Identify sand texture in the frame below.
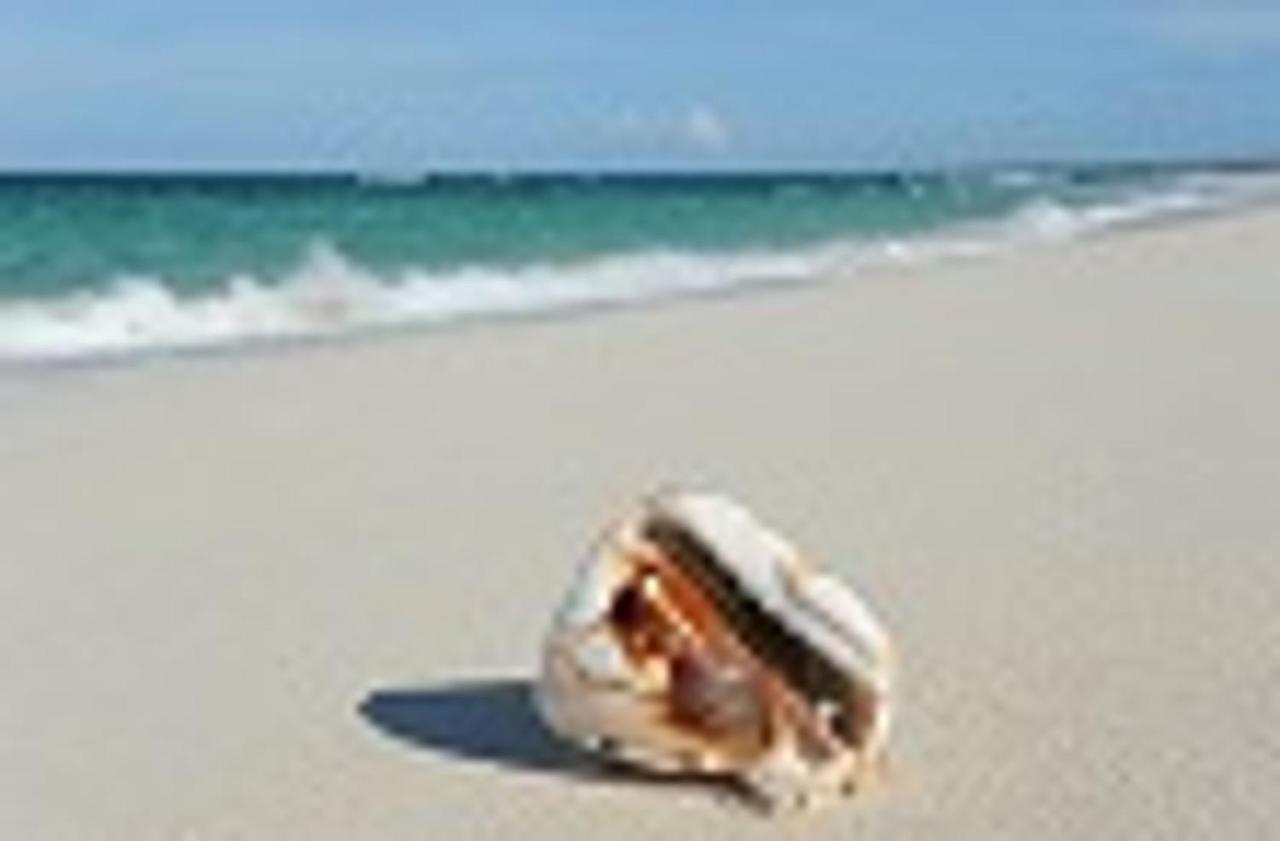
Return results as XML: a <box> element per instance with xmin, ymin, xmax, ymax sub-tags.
<box><xmin>2</xmin><ymin>210</ymin><xmax>1279</xmax><ymax>838</ymax></box>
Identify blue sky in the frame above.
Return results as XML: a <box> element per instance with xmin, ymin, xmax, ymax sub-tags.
<box><xmin>1</xmin><ymin>1</ymin><xmax>1278</xmax><ymax>170</ymax></box>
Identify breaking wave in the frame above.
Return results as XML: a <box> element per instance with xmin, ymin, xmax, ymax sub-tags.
<box><xmin>0</xmin><ymin>243</ymin><xmax>832</xmax><ymax>362</ymax></box>
<box><xmin>0</xmin><ymin>170</ymin><xmax>1274</xmax><ymax>364</ymax></box>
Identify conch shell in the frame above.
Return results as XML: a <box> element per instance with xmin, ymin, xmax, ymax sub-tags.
<box><xmin>536</xmin><ymin>490</ymin><xmax>894</xmax><ymax>811</ymax></box>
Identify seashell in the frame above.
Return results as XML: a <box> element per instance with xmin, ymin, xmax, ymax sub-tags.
<box><xmin>536</xmin><ymin>489</ymin><xmax>895</xmax><ymax>811</ymax></box>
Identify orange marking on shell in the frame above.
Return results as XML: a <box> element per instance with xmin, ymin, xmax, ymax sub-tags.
<box><xmin>648</xmin><ymin>544</ymin><xmax>852</xmax><ymax>764</ymax></box>
<box><xmin>603</xmin><ymin>543</ymin><xmax>778</xmax><ymax>760</ymax></box>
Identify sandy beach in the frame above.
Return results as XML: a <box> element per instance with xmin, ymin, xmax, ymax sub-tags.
<box><xmin>2</xmin><ymin>208</ymin><xmax>1278</xmax><ymax>839</ymax></box>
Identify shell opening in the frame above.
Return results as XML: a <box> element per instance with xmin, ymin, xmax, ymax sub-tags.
<box><xmin>641</xmin><ymin>514</ymin><xmax>880</xmax><ymax>751</ymax></box>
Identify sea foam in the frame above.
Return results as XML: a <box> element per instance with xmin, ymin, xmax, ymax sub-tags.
<box><xmin>0</xmin><ymin>242</ymin><xmax>827</xmax><ymax>362</ymax></box>
<box><xmin>0</xmin><ymin>170</ymin><xmax>1271</xmax><ymax>364</ymax></box>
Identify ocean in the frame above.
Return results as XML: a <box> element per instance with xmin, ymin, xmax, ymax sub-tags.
<box><xmin>0</xmin><ymin>164</ymin><xmax>1274</xmax><ymax>363</ymax></box>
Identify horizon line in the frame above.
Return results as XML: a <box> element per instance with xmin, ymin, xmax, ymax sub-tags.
<box><xmin>0</xmin><ymin>155</ymin><xmax>1278</xmax><ymax>181</ymax></box>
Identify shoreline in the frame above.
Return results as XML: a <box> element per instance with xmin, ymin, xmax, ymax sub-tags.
<box><xmin>3</xmin><ymin>169</ymin><xmax>1277</xmax><ymax>369</ymax></box>
<box><xmin>2</xmin><ymin>206</ymin><xmax>1278</xmax><ymax>838</ymax></box>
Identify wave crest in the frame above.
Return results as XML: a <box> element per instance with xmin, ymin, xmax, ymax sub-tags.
<box><xmin>1</xmin><ymin>171</ymin><xmax>1273</xmax><ymax>363</ymax></box>
<box><xmin>0</xmin><ymin>241</ymin><xmax>829</xmax><ymax>362</ymax></box>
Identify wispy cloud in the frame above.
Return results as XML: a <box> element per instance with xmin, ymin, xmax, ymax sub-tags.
<box><xmin>601</xmin><ymin>103</ymin><xmax>734</xmax><ymax>153</ymax></box>
<box><xmin>1147</xmin><ymin>3</ymin><xmax>1280</xmax><ymax>54</ymax></box>
<box><xmin>683</xmin><ymin>105</ymin><xmax>732</xmax><ymax>152</ymax></box>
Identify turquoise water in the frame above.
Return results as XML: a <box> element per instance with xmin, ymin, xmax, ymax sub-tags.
<box><xmin>0</xmin><ymin>165</ymin><xmax>1270</xmax><ymax>361</ymax></box>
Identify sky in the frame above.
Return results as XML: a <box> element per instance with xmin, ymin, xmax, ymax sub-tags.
<box><xmin>1</xmin><ymin>1</ymin><xmax>1278</xmax><ymax>171</ymax></box>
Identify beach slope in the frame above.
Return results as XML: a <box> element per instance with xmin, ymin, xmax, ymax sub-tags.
<box><xmin>2</xmin><ymin>209</ymin><xmax>1278</xmax><ymax>839</ymax></box>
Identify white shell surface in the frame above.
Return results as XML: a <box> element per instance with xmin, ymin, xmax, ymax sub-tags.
<box><xmin>537</xmin><ymin>490</ymin><xmax>895</xmax><ymax>811</ymax></box>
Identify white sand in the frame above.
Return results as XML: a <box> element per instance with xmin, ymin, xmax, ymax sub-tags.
<box><xmin>2</xmin><ymin>209</ymin><xmax>1278</xmax><ymax>839</ymax></box>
